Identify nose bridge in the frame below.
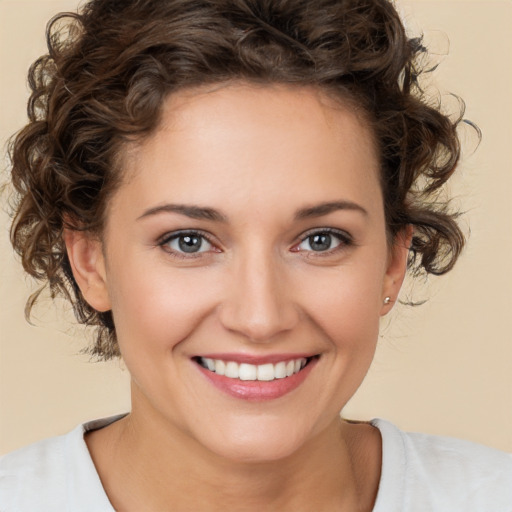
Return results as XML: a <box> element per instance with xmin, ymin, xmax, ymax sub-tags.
<box><xmin>219</xmin><ymin>243</ymin><xmax>298</xmax><ymax>342</ymax></box>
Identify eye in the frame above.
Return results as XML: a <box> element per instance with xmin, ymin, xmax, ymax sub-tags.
<box><xmin>293</xmin><ymin>229</ymin><xmax>352</xmax><ymax>253</ymax></box>
<box><xmin>159</xmin><ymin>231</ymin><xmax>215</xmax><ymax>255</ymax></box>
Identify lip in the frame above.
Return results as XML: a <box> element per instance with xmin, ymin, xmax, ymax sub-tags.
<box><xmin>194</xmin><ymin>355</ymin><xmax>319</xmax><ymax>401</ymax></box>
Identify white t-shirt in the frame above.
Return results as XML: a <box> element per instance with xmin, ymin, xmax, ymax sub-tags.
<box><xmin>1</xmin><ymin>415</ymin><xmax>511</xmax><ymax>511</ymax></box>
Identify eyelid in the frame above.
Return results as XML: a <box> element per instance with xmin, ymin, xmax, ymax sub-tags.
<box><xmin>299</xmin><ymin>227</ymin><xmax>353</xmax><ymax>243</ymax></box>
<box><xmin>292</xmin><ymin>227</ymin><xmax>354</xmax><ymax>253</ymax></box>
<box><xmin>157</xmin><ymin>229</ymin><xmax>220</xmax><ymax>257</ymax></box>
<box><xmin>156</xmin><ymin>227</ymin><xmax>353</xmax><ymax>259</ymax></box>
<box><xmin>158</xmin><ymin>229</ymin><xmax>212</xmax><ymax>245</ymax></box>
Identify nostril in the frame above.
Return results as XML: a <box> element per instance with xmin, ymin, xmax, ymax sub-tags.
<box><xmin>218</xmin><ymin>305</ymin><xmax>298</xmax><ymax>343</ymax></box>
<box><xmin>218</xmin><ymin>293</ymin><xmax>300</xmax><ymax>342</ymax></box>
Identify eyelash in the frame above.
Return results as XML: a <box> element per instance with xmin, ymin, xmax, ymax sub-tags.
<box><xmin>293</xmin><ymin>228</ymin><xmax>354</xmax><ymax>257</ymax></box>
<box><xmin>157</xmin><ymin>230</ymin><xmax>217</xmax><ymax>260</ymax></box>
<box><xmin>157</xmin><ymin>228</ymin><xmax>354</xmax><ymax>260</ymax></box>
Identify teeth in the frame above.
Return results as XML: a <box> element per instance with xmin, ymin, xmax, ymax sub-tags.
<box><xmin>214</xmin><ymin>359</ymin><xmax>225</xmax><ymax>375</ymax></box>
<box><xmin>199</xmin><ymin>357</ymin><xmax>309</xmax><ymax>381</ymax></box>
<box><xmin>239</xmin><ymin>363</ymin><xmax>257</xmax><ymax>381</ymax></box>
<box><xmin>286</xmin><ymin>360</ymin><xmax>295</xmax><ymax>377</ymax></box>
<box><xmin>274</xmin><ymin>361</ymin><xmax>287</xmax><ymax>379</ymax></box>
<box><xmin>257</xmin><ymin>363</ymin><xmax>275</xmax><ymax>381</ymax></box>
<box><xmin>225</xmin><ymin>361</ymin><xmax>239</xmax><ymax>378</ymax></box>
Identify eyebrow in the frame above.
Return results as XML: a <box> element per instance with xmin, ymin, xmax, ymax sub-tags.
<box><xmin>137</xmin><ymin>204</ymin><xmax>228</xmax><ymax>222</ymax></box>
<box><xmin>137</xmin><ymin>200</ymin><xmax>367</xmax><ymax>222</ymax></box>
<box><xmin>294</xmin><ymin>200</ymin><xmax>368</xmax><ymax>219</ymax></box>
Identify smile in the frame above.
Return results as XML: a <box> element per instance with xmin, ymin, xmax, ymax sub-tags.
<box><xmin>197</xmin><ymin>357</ymin><xmax>309</xmax><ymax>381</ymax></box>
<box><xmin>194</xmin><ymin>354</ymin><xmax>319</xmax><ymax>401</ymax></box>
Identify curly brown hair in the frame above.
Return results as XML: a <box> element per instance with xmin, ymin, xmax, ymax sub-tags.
<box><xmin>9</xmin><ymin>0</ymin><xmax>468</xmax><ymax>359</ymax></box>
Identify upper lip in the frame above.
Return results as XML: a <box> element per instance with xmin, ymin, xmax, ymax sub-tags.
<box><xmin>193</xmin><ymin>353</ymin><xmax>318</xmax><ymax>365</ymax></box>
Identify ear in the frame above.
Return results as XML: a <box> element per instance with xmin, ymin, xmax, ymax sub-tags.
<box><xmin>63</xmin><ymin>228</ymin><xmax>111</xmax><ymax>312</ymax></box>
<box><xmin>380</xmin><ymin>226</ymin><xmax>412</xmax><ymax>316</ymax></box>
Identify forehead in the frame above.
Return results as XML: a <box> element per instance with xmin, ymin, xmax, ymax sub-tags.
<box><xmin>158</xmin><ymin>83</ymin><xmax>376</xmax><ymax>163</ymax></box>
<box><xmin>116</xmin><ymin>83</ymin><xmax>381</xmax><ymax>221</ymax></box>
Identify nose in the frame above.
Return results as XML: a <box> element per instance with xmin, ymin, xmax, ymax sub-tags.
<box><xmin>218</xmin><ymin>249</ymin><xmax>299</xmax><ymax>343</ymax></box>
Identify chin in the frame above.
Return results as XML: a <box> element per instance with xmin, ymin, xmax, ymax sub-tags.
<box><xmin>193</xmin><ymin>415</ymin><xmax>317</xmax><ymax>464</ymax></box>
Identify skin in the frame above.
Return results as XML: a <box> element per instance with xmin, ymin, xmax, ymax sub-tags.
<box><xmin>65</xmin><ymin>83</ymin><xmax>410</xmax><ymax>511</ymax></box>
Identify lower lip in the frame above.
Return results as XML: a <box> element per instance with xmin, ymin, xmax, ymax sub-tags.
<box><xmin>195</xmin><ymin>358</ymin><xmax>318</xmax><ymax>401</ymax></box>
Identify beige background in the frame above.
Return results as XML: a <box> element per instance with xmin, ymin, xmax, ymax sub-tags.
<box><xmin>1</xmin><ymin>0</ymin><xmax>511</xmax><ymax>455</ymax></box>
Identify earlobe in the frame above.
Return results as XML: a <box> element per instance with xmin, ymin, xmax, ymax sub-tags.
<box><xmin>63</xmin><ymin>229</ymin><xmax>111</xmax><ymax>312</ymax></box>
<box><xmin>380</xmin><ymin>226</ymin><xmax>412</xmax><ymax>316</ymax></box>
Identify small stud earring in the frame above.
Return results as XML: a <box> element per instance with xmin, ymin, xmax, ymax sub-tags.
<box><xmin>383</xmin><ymin>297</ymin><xmax>392</xmax><ymax>305</ymax></box>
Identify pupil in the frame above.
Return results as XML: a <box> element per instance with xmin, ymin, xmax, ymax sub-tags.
<box><xmin>179</xmin><ymin>235</ymin><xmax>202</xmax><ymax>253</ymax></box>
<box><xmin>310</xmin><ymin>233</ymin><xmax>331</xmax><ymax>251</ymax></box>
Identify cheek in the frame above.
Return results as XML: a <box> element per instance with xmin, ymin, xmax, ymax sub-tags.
<box><xmin>296</xmin><ymin>259</ymin><xmax>385</xmax><ymax>401</ymax></box>
<box><xmin>108</xmin><ymin>264</ymin><xmax>220</xmax><ymax>355</ymax></box>
<box><xmin>299</xmin><ymin>262</ymin><xmax>385</xmax><ymax>342</ymax></box>
<box><xmin>310</xmin><ymin>284</ymin><xmax>381</xmax><ymax>384</ymax></box>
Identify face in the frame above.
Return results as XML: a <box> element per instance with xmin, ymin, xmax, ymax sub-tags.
<box><xmin>69</xmin><ymin>83</ymin><xmax>408</xmax><ymax>462</ymax></box>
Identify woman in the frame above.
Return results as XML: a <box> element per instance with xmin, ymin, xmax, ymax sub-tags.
<box><xmin>1</xmin><ymin>0</ymin><xmax>511</xmax><ymax>510</ymax></box>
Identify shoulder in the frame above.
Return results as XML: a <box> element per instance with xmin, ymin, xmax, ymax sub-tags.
<box><xmin>0</xmin><ymin>430</ymin><xmax>70</xmax><ymax>510</ymax></box>
<box><xmin>372</xmin><ymin>419</ymin><xmax>512</xmax><ymax>512</ymax></box>
<box><xmin>0</xmin><ymin>416</ymin><xmax>122</xmax><ymax>511</ymax></box>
